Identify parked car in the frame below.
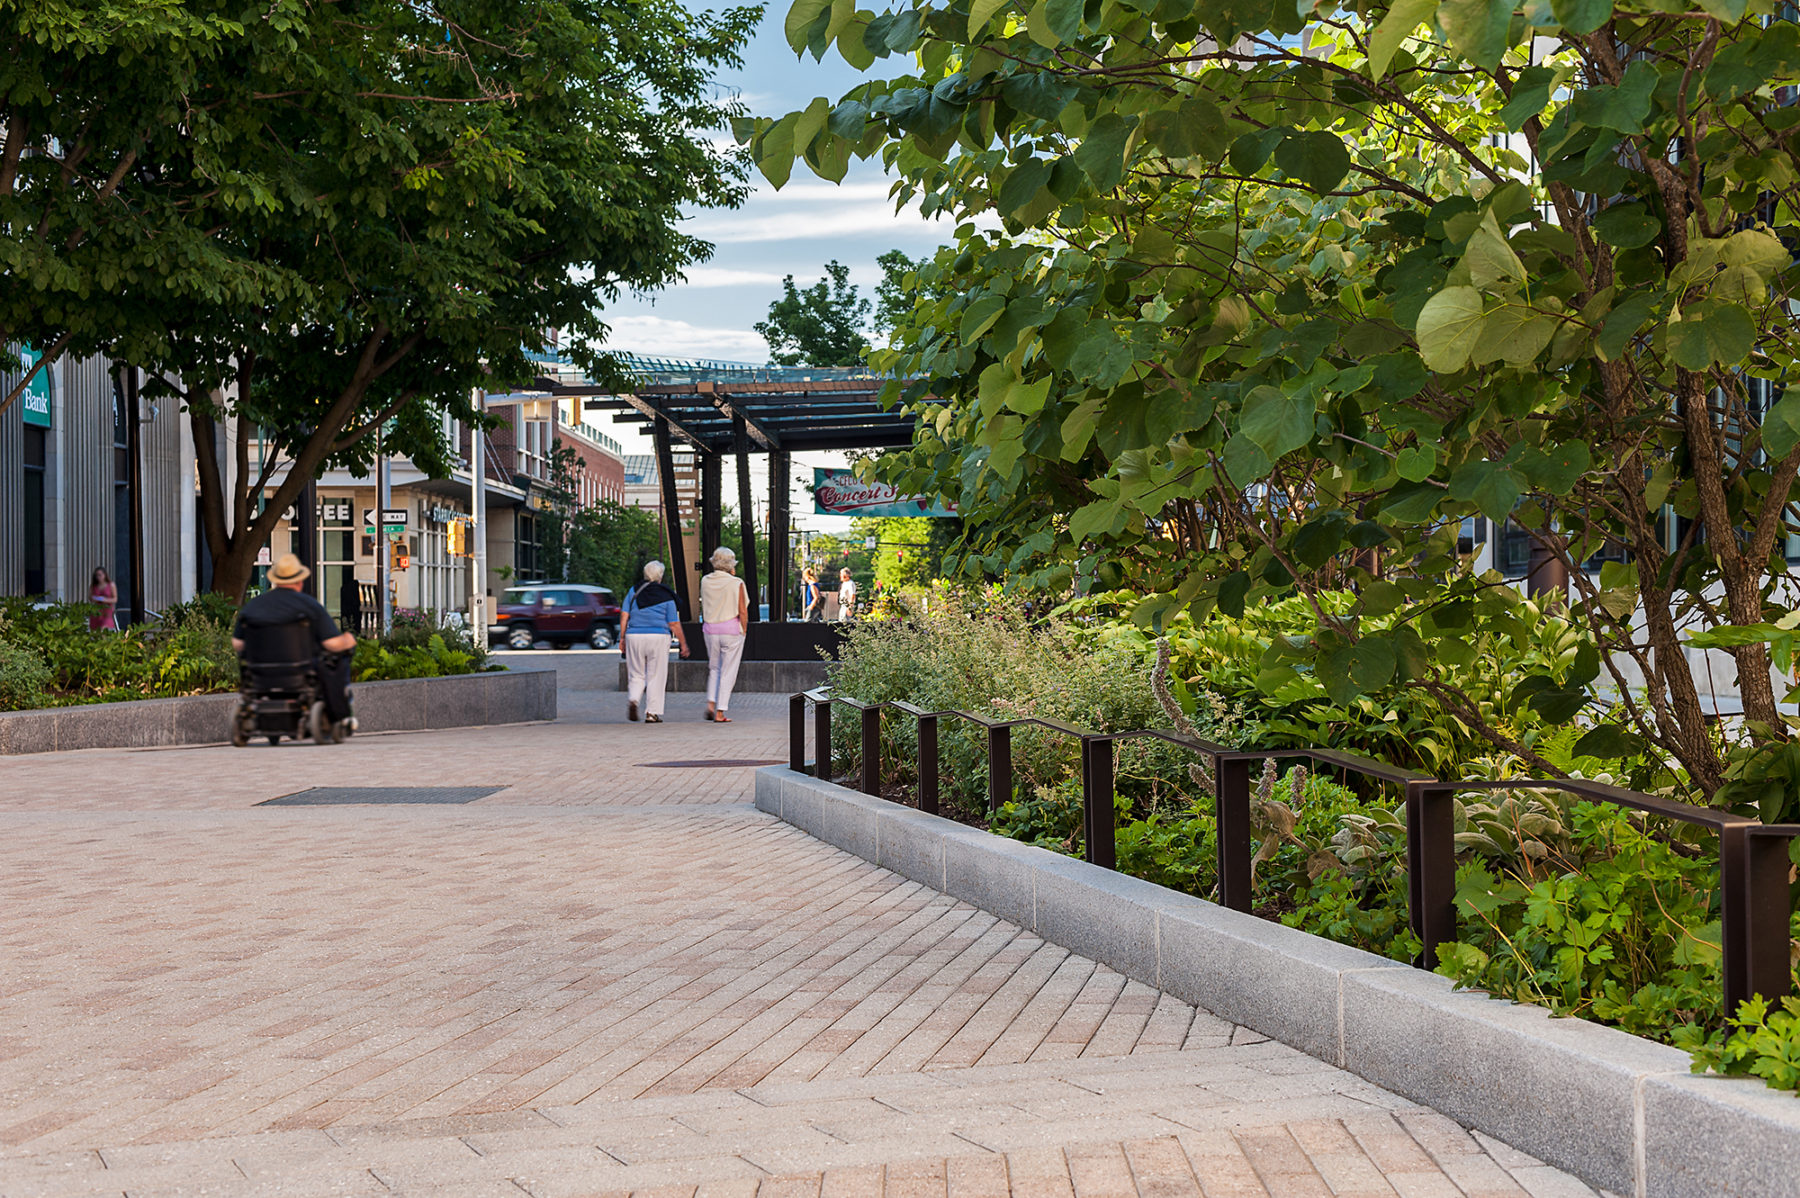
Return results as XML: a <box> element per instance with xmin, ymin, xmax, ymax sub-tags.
<box><xmin>489</xmin><ymin>584</ymin><xmax>619</xmax><ymax>650</ymax></box>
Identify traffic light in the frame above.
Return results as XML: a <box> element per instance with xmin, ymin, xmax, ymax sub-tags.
<box><xmin>448</xmin><ymin>518</ymin><xmax>466</xmax><ymax>556</ymax></box>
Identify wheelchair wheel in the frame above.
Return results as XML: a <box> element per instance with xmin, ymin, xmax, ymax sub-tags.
<box><xmin>267</xmin><ymin>735</ymin><xmax>281</xmax><ymax>746</ymax></box>
<box><xmin>308</xmin><ymin>701</ymin><xmax>330</xmax><ymax>744</ymax></box>
<box><xmin>230</xmin><ymin>707</ymin><xmax>252</xmax><ymax>748</ymax></box>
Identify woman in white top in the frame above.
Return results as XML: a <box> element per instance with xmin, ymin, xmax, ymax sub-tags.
<box><xmin>699</xmin><ymin>546</ymin><xmax>750</xmax><ymax>723</ymax></box>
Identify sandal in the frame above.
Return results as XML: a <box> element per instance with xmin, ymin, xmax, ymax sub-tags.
<box><xmin>704</xmin><ymin>708</ymin><xmax>715</xmax><ymax>721</ymax></box>
<box><xmin>715</xmin><ymin>714</ymin><xmax>732</xmax><ymax>723</ymax></box>
<box><xmin>628</xmin><ymin>700</ymin><xmax>639</xmax><ymax>722</ymax></box>
<box><xmin>645</xmin><ymin>714</ymin><xmax>663</xmax><ymax>723</ymax></box>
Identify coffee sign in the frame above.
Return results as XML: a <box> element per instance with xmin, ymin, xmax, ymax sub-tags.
<box><xmin>812</xmin><ymin>469</ymin><xmax>956</xmax><ymax>518</ymax></box>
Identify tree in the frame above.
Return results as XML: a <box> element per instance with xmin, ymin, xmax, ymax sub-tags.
<box><xmin>1</xmin><ymin>3</ymin><xmax>285</xmax><ymax>413</ymax></box>
<box><xmin>754</xmin><ymin>259</ymin><xmax>871</xmax><ymax>365</ymax></box>
<box><xmin>567</xmin><ymin>503</ymin><xmax>669</xmax><ymax>598</ymax></box>
<box><xmin>751</xmin><ymin>0</ymin><xmax>1800</xmax><ymax>809</ymax></box>
<box><xmin>874</xmin><ymin>250</ymin><xmax>928</xmax><ymax>341</ymax></box>
<box><xmin>4</xmin><ymin>0</ymin><xmax>755</xmax><ymax>602</ymax></box>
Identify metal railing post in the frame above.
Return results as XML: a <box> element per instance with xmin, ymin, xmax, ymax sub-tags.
<box><xmin>987</xmin><ymin>724</ymin><xmax>1012</xmax><ymax>812</ymax></box>
<box><xmin>1082</xmin><ymin>737</ymin><xmax>1116</xmax><ymax>869</ymax></box>
<box><xmin>918</xmin><ymin>714</ymin><xmax>939</xmax><ymax>815</ymax></box>
<box><xmin>1742</xmin><ymin>828</ymin><xmax>1796</xmax><ymax>1010</ymax></box>
<box><xmin>1215</xmin><ymin>755</ymin><xmax>1252</xmax><ymax>911</ymax></box>
<box><xmin>860</xmin><ymin>704</ymin><xmax>882</xmax><ymax>797</ymax></box>
<box><xmin>1407</xmin><ymin>782</ymin><xmax>1457</xmax><ymax>968</ymax></box>
<box><xmin>789</xmin><ymin>693</ymin><xmax>807</xmax><ymax>773</ymax></box>
<box><xmin>813</xmin><ymin>699</ymin><xmax>832</xmax><ymax>782</ymax></box>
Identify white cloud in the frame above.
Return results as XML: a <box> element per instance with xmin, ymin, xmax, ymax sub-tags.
<box><xmin>601</xmin><ymin>314</ymin><xmax>770</xmax><ymax>362</ymax></box>
<box><xmin>686</xmin><ymin>203</ymin><xmax>974</xmax><ymax>245</ymax></box>
<box><xmin>676</xmin><ymin>266</ymin><xmax>789</xmax><ymax>288</ymax></box>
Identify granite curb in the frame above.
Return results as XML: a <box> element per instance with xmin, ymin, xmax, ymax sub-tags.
<box><xmin>755</xmin><ymin>765</ymin><xmax>1800</xmax><ymax>1198</ymax></box>
<box><xmin>0</xmin><ymin>668</ymin><xmax>556</xmax><ymax>755</ymax></box>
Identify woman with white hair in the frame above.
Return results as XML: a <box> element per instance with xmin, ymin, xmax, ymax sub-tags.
<box><xmin>618</xmin><ymin>560</ymin><xmax>688</xmax><ymax>723</ymax></box>
<box><xmin>699</xmin><ymin>546</ymin><xmax>750</xmax><ymax>722</ymax></box>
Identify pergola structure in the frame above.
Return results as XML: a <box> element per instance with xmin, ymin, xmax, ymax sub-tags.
<box><xmin>530</xmin><ymin>357</ymin><xmax>925</xmax><ymax>622</ymax></box>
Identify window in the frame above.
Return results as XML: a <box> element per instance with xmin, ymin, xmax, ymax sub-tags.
<box><xmin>317</xmin><ymin>498</ymin><xmax>356</xmax><ymax>624</ymax></box>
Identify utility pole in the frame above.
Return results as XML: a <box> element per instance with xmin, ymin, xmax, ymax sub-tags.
<box><xmin>124</xmin><ymin>368</ymin><xmax>145</xmax><ymax>625</ymax></box>
<box><xmin>470</xmin><ymin>389</ymin><xmax>487</xmax><ymax>638</ymax></box>
<box><xmin>377</xmin><ymin>429</ymin><xmax>392</xmax><ymax>633</ymax></box>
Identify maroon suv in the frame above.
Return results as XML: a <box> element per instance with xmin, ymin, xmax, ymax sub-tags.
<box><xmin>489</xmin><ymin>584</ymin><xmax>619</xmax><ymax>650</ymax></box>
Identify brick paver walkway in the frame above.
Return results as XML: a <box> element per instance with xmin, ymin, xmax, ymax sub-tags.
<box><xmin>0</xmin><ymin>655</ymin><xmax>1604</xmax><ymax>1197</ymax></box>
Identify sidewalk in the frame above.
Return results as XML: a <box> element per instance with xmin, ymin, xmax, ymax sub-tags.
<box><xmin>0</xmin><ymin>681</ymin><xmax>1603</xmax><ymax>1197</ymax></box>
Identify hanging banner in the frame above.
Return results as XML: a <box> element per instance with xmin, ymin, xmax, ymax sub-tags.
<box><xmin>812</xmin><ymin>469</ymin><xmax>957</xmax><ymax>518</ymax></box>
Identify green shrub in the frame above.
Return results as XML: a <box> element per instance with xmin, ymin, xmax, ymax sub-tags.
<box><xmin>0</xmin><ymin>635</ymin><xmax>52</xmax><ymax>709</ymax></box>
<box><xmin>1679</xmin><ymin>997</ymin><xmax>1800</xmax><ymax>1091</ymax></box>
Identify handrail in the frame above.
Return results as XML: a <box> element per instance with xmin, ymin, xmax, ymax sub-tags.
<box><xmin>788</xmin><ymin>687</ymin><xmax>1798</xmax><ymax>1017</ymax></box>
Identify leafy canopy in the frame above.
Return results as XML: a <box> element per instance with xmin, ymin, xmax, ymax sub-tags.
<box><xmin>749</xmin><ymin>0</ymin><xmax>1800</xmax><ymax>806</ymax></box>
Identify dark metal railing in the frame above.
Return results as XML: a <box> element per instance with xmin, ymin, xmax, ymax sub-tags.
<box><xmin>788</xmin><ymin>688</ymin><xmax>1800</xmax><ymax>1015</ymax></box>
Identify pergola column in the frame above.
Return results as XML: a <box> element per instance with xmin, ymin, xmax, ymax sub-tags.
<box><xmin>652</xmin><ymin>415</ymin><xmax>692</xmax><ymax>619</ymax></box>
<box><xmin>699</xmin><ymin>448</ymin><xmax>722</xmax><ymax>578</ymax></box>
<box><xmin>768</xmin><ymin>450</ymin><xmax>791</xmax><ymax>621</ymax></box>
<box><xmin>734</xmin><ymin>414</ymin><xmax>761</xmax><ymax>617</ymax></box>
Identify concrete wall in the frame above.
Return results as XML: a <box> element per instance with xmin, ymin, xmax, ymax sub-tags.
<box><xmin>0</xmin><ymin>667</ymin><xmax>555</xmax><ymax>754</ymax></box>
<box><xmin>755</xmin><ymin>767</ymin><xmax>1800</xmax><ymax>1198</ymax></box>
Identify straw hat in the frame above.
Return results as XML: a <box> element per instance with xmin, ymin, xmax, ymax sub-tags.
<box><xmin>269</xmin><ymin>553</ymin><xmax>311</xmax><ymax>585</ymax></box>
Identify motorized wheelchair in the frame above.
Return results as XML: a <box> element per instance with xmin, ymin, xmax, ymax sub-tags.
<box><xmin>231</xmin><ymin>618</ymin><xmax>354</xmax><ymax>747</ymax></box>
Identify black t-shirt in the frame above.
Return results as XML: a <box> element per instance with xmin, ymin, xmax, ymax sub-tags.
<box><xmin>234</xmin><ymin>587</ymin><xmax>341</xmax><ymax>647</ymax></box>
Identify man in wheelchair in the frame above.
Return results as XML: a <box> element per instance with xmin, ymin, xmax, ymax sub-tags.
<box><xmin>229</xmin><ymin>553</ymin><xmax>359</xmax><ymax>746</ymax></box>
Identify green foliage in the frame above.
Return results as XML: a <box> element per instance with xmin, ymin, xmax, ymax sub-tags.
<box><xmin>1434</xmin><ymin>804</ymin><xmax>1727</xmax><ymax>1041</ymax></box>
<box><xmin>750</xmin><ymin>0</ymin><xmax>1800</xmax><ymax>805</ymax></box>
<box><xmin>0</xmin><ymin>599</ymin><xmax>235</xmax><ymax>708</ymax></box>
<box><xmin>353</xmin><ymin>632</ymin><xmax>491</xmax><ymax>683</ymax></box>
<box><xmin>754</xmin><ymin>260</ymin><xmax>872</xmax><ymax>366</ymax></box>
<box><xmin>1679</xmin><ymin>997</ymin><xmax>1800</xmax><ymax>1092</ymax></box>
<box><xmin>0</xmin><ymin>634</ymin><xmax>52</xmax><ymax>711</ymax></box>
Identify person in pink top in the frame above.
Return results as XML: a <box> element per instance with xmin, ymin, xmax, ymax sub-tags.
<box><xmin>699</xmin><ymin>546</ymin><xmax>750</xmax><ymax>723</ymax></box>
<box><xmin>88</xmin><ymin>566</ymin><xmax>118</xmax><ymax>631</ymax></box>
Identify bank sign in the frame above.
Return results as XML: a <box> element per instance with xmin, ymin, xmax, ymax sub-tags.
<box><xmin>812</xmin><ymin>469</ymin><xmax>956</xmax><ymax>518</ymax></box>
<box><xmin>14</xmin><ymin>345</ymin><xmax>50</xmax><ymax>428</ymax></box>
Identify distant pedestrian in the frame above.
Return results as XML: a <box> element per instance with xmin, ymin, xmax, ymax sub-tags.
<box><xmin>801</xmin><ymin>567</ymin><xmax>824</xmax><ymax>622</ymax></box>
<box><xmin>836</xmin><ymin>567</ymin><xmax>857</xmax><ymax>622</ymax></box>
<box><xmin>339</xmin><ymin>573</ymin><xmax>363</xmax><ymax>636</ymax></box>
<box><xmin>620</xmin><ymin>561</ymin><xmax>687</xmax><ymax>723</ymax></box>
<box><xmin>700</xmin><ymin>546</ymin><xmax>749</xmax><ymax>723</ymax></box>
<box><xmin>88</xmin><ymin>567</ymin><xmax>118</xmax><ymax>631</ymax></box>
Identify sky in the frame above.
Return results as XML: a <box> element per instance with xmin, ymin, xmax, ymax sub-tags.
<box><xmin>599</xmin><ymin>13</ymin><xmax>961</xmax><ymax>363</ymax></box>
<box><xmin>585</xmin><ymin>11</ymin><xmax>966</xmax><ymax>537</ymax></box>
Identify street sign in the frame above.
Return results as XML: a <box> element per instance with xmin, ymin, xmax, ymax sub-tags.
<box><xmin>362</xmin><ymin>507</ymin><xmax>408</xmax><ymax>535</ymax></box>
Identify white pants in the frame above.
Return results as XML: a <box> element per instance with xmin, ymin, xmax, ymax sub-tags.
<box><xmin>704</xmin><ymin>632</ymin><xmax>746</xmax><ymax>712</ymax></box>
<box><xmin>625</xmin><ymin>635</ymin><xmax>669</xmax><ymax>717</ymax></box>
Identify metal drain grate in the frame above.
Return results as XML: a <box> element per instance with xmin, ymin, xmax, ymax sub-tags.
<box><xmin>260</xmin><ymin>786</ymin><xmax>506</xmax><ymax>806</ymax></box>
<box><xmin>636</xmin><ymin>759</ymin><xmax>784</xmax><ymax>769</ymax></box>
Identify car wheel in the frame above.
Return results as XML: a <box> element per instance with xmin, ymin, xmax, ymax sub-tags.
<box><xmin>507</xmin><ymin>624</ymin><xmax>535</xmax><ymax>650</ymax></box>
<box><xmin>589</xmin><ymin>624</ymin><xmax>615</xmax><ymax>650</ymax></box>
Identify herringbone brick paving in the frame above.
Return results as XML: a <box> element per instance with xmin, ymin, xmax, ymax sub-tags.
<box><xmin>0</xmin><ymin>655</ymin><xmax>1604</xmax><ymax>1196</ymax></box>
